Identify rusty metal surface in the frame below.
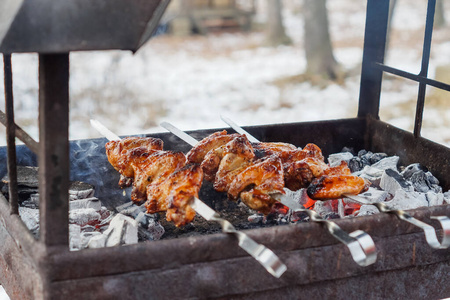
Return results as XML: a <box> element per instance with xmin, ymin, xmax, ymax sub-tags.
<box><xmin>0</xmin><ymin>0</ymin><xmax>168</xmax><ymax>54</ymax></box>
<box><xmin>38</xmin><ymin>54</ymin><xmax>70</xmax><ymax>247</ymax></box>
<box><xmin>0</xmin><ymin>109</ymin><xmax>39</xmax><ymax>154</ymax></box>
<box><xmin>45</xmin><ymin>229</ymin><xmax>450</xmax><ymax>299</ymax></box>
<box><xmin>3</xmin><ymin>54</ymin><xmax>18</xmax><ymax>215</ymax></box>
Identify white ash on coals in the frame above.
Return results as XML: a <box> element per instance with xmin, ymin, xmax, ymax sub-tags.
<box><xmin>323</xmin><ymin>150</ymin><xmax>449</xmax><ymax>217</ymax></box>
<box><xmin>0</xmin><ymin>166</ymin><xmax>165</xmax><ymax>251</ymax></box>
<box><xmin>248</xmin><ymin>149</ymin><xmax>450</xmax><ymax>225</ymax></box>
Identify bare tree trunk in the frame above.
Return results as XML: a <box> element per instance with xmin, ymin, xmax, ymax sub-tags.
<box><xmin>303</xmin><ymin>0</ymin><xmax>339</xmax><ymax>80</ymax></box>
<box><xmin>265</xmin><ymin>0</ymin><xmax>292</xmax><ymax>46</ymax></box>
<box><xmin>435</xmin><ymin>0</ymin><xmax>446</xmax><ymax>28</ymax></box>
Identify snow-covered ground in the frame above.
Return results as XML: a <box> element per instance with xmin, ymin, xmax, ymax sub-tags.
<box><xmin>0</xmin><ymin>0</ymin><xmax>449</xmax><ymax>147</ymax></box>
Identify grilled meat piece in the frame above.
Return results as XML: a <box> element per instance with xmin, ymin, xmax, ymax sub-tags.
<box><xmin>228</xmin><ymin>156</ymin><xmax>285</xmax><ymax>213</ymax></box>
<box><xmin>201</xmin><ymin>145</ymin><xmax>226</xmax><ymax>182</ymax></box>
<box><xmin>186</xmin><ymin>130</ymin><xmax>240</xmax><ymax>164</ymax></box>
<box><xmin>307</xmin><ymin>175</ymin><xmax>369</xmax><ymax>200</ymax></box>
<box><xmin>131</xmin><ymin>151</ymin><xmax>186</xmax><ymax>204</ymax></box>
<box><xmin>252</xmin><ymin>142</ymin><xmax>297</xmax><ymax>157</ymax></box>
<box><xmin>105</xmin><ymin>137</ymin><xmax>163</xmax><ymax>186</ymax></box>
<box><xmin>213</xmin><ymin>135</ymin><xmax>255</xmax><ymax>192</ymax></box>
<box><xmin>145</xmin><ymin>164</ymin><xmax>203</xmax><ymax>227</ymax></box>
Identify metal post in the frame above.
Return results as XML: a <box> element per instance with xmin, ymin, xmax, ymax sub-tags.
<box><xmin>38</xmin><ymin>53</ymin><xmax>70</xmax><ymax>246</ymax></box>
<box><xmin>3</xmin><ymin>54</ymin><xmax>18</xmax><ymax>215</ymax></box>
<box><xmin>358</xmin><ymin>0</ymin><xmax>390</xmax><ymax>119</ymax></box>
<box><xmin>413</xmin><ymin>0</ymin><xmax>436</xmax><ymax>138</ymax></box>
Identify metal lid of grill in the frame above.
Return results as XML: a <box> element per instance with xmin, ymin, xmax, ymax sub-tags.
<box><xmin>0</xmin><ymin>0</ymin><xmax>170</xmax><ymax>54</ymax></box>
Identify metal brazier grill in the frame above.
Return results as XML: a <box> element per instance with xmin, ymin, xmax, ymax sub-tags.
<box><xmin>1</xmin><ymin>0</ymin><xmax>450</xmax><ymax>299</ymax></box>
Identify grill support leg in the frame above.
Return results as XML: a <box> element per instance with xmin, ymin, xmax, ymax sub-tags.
<box><xmin>3</xmin><ymin>54</ymin><xmax>19</xmax><ymax>215</ymax></box>
<box><xmin>38</xmin><ymin>53</ymin><xmax>70</xmax><ymax>247</ymax></box>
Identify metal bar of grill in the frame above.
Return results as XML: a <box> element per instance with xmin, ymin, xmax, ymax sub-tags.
<box><xmin>414</xmin><ymin>0</ymin><xmax>436</xmax><ymax>138</ymax></box>
<box><xmin>0</xmin><ymin>109</ymin><xmax>39</xmax><ymax>154</ymax></box>
<box><xmin>38</xmin><ymin>53</ymin><xmax>70</xmax><ymax>247</ymax></box>
<box><xmin>358</xmin><ymin>0</ymin><xmax>389</xmax><ymax>119</ymax></box>
<box><xmin>3</xmin><ymin>54</ymin><xmax>19</xmax><ymax>215</ymax></box>
<box><xmin>373</xmin><ymin>63</ymin><xmax>450</xmax><ymax>91</ymax></box>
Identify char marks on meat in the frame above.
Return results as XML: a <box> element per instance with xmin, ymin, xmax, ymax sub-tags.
<box><xmin>146</xmin><ymin>164</ymin><xmax>203</xmax><ymax>227</ymax></box>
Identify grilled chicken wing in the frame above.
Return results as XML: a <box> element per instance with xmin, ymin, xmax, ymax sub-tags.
<box><xmin>131</xmin><ymin>151</ymin><xmax>186</xmax><ymax>204</ymax></box>
<box><xmin>228</xmin><ymin>156</ymin><xmax>285</xmax><ymax>213</ymax></box>
<box><xmin>186</xmin><ymin>130</ymin><xmax>240</xmax><ymax>164</ymax></box>
<box><xmin>213</xmin><ymin>135</ymin><xmax>255</xmax><ymax>192</ymax></box>
<box><xmin>307</xmin><ymin>175</ymin><xmax>369</xmax><ymax>200</ymax></box>
<box><xmin>145</xmin><ymin>164</ymin><xmax>203</xmax><ymax>227</ymax></box>
<box><xmin>105</xmin><ymin>137</ymin><xmax>163</xmax><ymax>186</ymax></box>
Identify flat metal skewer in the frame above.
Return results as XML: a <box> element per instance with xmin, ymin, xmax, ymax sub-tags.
<box><xmin>344</xmin><ymin>194</ymin><xmax>450</xmax><ymax>249</ymax></box>
<box><xmin>91</xmin><ymin>119</ymin><xmax>287</xmax><ymax>278</ymax></box>
<box><xmin>162</xmin><ymin>121</ymin><xmax>377</xmax><ymax>267</ymax></box>
<box><xmin>221</xmin><ymin>115</ymin><xmax>450</xmax><ymax>250</ymax></box>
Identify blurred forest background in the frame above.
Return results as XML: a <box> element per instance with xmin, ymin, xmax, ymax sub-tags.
<box><xmin>0</xmin><ymin>0</ymin><xmax>450</xmax><ymax>147</ymax></box>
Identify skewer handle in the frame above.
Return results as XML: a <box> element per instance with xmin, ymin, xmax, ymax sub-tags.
<box><xmin>345</xmin><ymin>194</ymin><xmax>450</xmax><ymax>249</ymax></box>
<box><xmin>272</xmin><ymin>191</ymin><xmax>377</xmax><ymax>267</ymax></box>
<box><xmin>192</xmin><ymin>197</ymin><xmax>287</xmax><ymax>278</ymax></box>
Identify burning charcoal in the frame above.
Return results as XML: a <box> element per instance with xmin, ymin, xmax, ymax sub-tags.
<box><xmin>356</xmin><ymin>205</ymin><xmax>379</xmax><ymax>216</ymax></box>
<box><xmin>369</xmin><ymin>152</ymin><xmax>388</xmax><ymax>164</ymax></box>
<box><xmin>346</xmin><ymin>187</ymin><xmax>388</xmax><ymax>204</ymax></box>
<box><xmin>324</xmin><ymin>212</ymin><xmax>340</xmax><ymax>220</ymax></box>
<box><xmin>19</xmin><ymin>207</ymin><xmax>40</xmax><ymax>236</ymax></box>
<box><xmin>425</xmin><ymin>192</ymin><xmax>444</xmax><ymax>206</ymax></box>
<box><xmin>356</xmin><ymin>156</ymin><xmax>399</xmax><ymax>184</ymax></box>
<box><xmin>341</xmin><ymin>147</ymin><xmax>356</xmax><ymax>155</ymax></box>
<box><xmin>105</xmin><ymin>214</ymin><xmax>138</xmax><ymax>247</ymax></box>
<box><xmin>69</xmin><ymin>181</ymin><xmax>95</xmax><ymax>200</ymax></box>
<box><xmin>371</xmin><ymin>156</ymin><xmax>399</xmax><ymax>171</ymax></box>
<box><xmin>401</xmin><ymin>163</ymin><xmax>428</xmax><ymax>179</ymax></box>
<box><xmin>357</xmin><ymin>149</ymin><xmax>369</xmax><ymax>158</ymax></box>
<box><xmin>116</xmin><ymin>201</ymin><xmax>147</xmax><ymax>218</ymax></box>
<box><xmin>88</xmin><ymin>214</ymin><xmax>138</xmax><ymax>248</ymax></box>
<box><xmin>21</xmin><ymin>193</ymin><xmax>40</xmax><ymax>209</ymax></box>
<box><xmin>359</xmin><ymin>150</ymin><xmax>373</xmax><ymax>165</ymax></box>
<box><xmin>69</xmin><ymin>224</ymin><xmax>82</xmax><ymax>251</ymax></box>
<box><xmin>338</xmin><ymin>199</ymin><xmax>345</xmax><ymax>218</ymax></box>
<box><xmin>2</xmin><ymin>166</ymin><xmax>39</xmax><ymax>187</ymax></box>
<box><xmin>290</xmin><ymin>211</ymin><xmax>310</xmax><ymax>223</ymax></box>
<box><xmin>80</xmin><ymin>232</ymin><xmax>102</xmax><ymax>249</ymax></box>
<box><xmin>444</xmin><ymin>191</ymin><xmax>450</xmax><ymax>204</ymax></box>
<box><xmin>328</xmin><ymin>152</ymin><xmax>354</xmax><ymax>167</ymax></box>
<box><xmin>348</xmin><ymin>157</ymin><xmax>365</xmax><ymax>173</ymax></box>
<box><xmin>313</xmin><ymin>200</ymin><xmax>336</xmax><ymax>218</ymax></box>
<box><xmin>135</xmin><ymin>212</ymin><xmax>165</xmax><ymax>241</ymax></box>
<box><xmin>69</xmin><ymin>208</ymin><xmax>101</xmax><ymax>226</ymax></box>
<box><xmin>248</xmin><ymin>214</ymin><xmax>264</xmax><ymax>224</ymax></box>
<box><xmin>384</xmin><ymin>190</ymin><xmax>428</xmax><ymax>210</ymax></box>
<box><xmin>69</xmin><ymin>197</ymin><xmax>102</xmax><ymax>211</ymax></box>
<box><xmin>380</xmin><ymin>169</ymin><xmax>414</xmax><ymax>196</ymax></box>
<box><xmin>87</xmin><ymin>234</ymin><xmax>107</xmax><ymax>248</ymax></box>
<box><xmin>116</xmin><ymin>202</ymin><xmax>146</xmax><ymax>218</ymax></box>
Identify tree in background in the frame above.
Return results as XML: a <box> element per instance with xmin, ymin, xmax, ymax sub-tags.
<box><xmin>435</xmin><ymin>0</ymin><xmax>446</xmax><ymax>28</ymax></box>
<box><xmin>265</xmin><ymin>0</ymin><xmax>292</xmax><ymax>46</ymax></box>
<box><xmin>303</xmin><ymin>0</ymin><xmax>341</xmax><ymax>81</ymax></box>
